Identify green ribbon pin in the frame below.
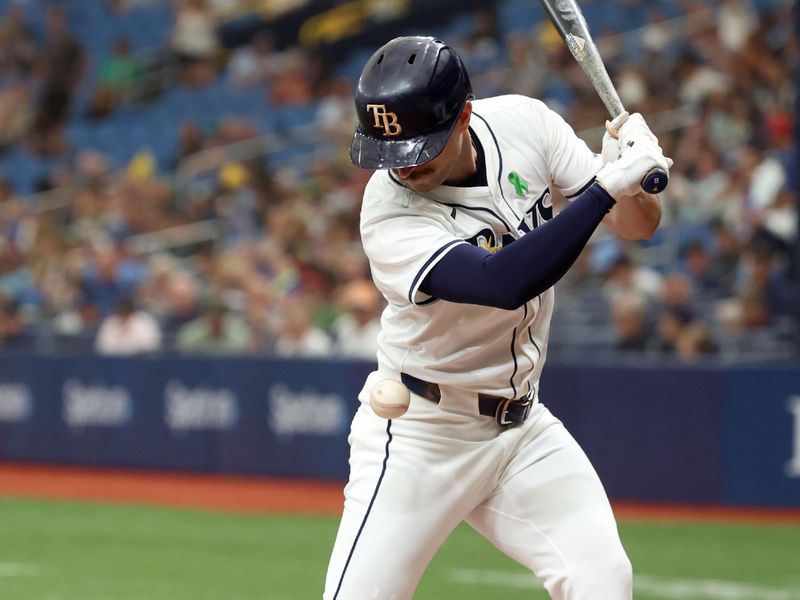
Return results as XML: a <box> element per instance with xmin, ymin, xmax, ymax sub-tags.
<box><xmin>508</xmin><ymin>172</ymin><xmax>528</xmax><ymax>197</ymax></box>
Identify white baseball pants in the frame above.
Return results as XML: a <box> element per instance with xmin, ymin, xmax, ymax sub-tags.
<box><xmin>323</xmin><ymin>397</ymin><xmax>632</xmax><ymax>600</ymax></box>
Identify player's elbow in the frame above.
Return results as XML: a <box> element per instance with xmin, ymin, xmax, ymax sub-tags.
<box><xmin>614</xmin><ymin>214</ymin><xmax>661</xmax><ymax>241</ymax></box>
<box><xmin>492</xmin><ymin>290</ymin><xmax>532</xmax><ymax>311</ymax></box>
<box><xmin>495</xmin><ymin>299</ymin><xmax>522</xmax><ymax>311</ymax></box>
<box><xmin>642</xmin><ymin>220</ymin><xmax>660</xmax><ymax>240</ymax></box>
<box><xmin>623</xmin><ymin>217</ymin><xmax>660</xmax><ymax>240</ymax></box>
<box><xmin>636</xmin><ymin>194</ymin><xmax>662</xmax><ymax>238</ymax></box>
<box><xmin>606</xmin><ymin>193</ymin><xmax>662</xmax><ymax>240</ymax></box>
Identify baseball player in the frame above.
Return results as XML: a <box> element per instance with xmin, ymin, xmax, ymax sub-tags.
<box><xmin>324</xmin><ymin>36</ymin><xmax>671</xmax><ymax>600</ymax></box>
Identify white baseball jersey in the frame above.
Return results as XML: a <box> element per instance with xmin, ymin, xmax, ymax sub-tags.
<box><xmin>360</xmin><ymin>95</ymin><xmax>599</xmax><ymax>403</ymax></box>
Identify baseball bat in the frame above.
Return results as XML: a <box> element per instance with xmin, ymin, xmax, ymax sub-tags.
<box><xmin>537</xmin><ymin>0</ymin><xmax>668</xmax><ymax>194</ymax></box>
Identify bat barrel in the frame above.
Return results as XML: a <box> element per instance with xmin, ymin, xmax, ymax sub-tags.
<box><xmin>538</xmin><ymin>0</ymin><xmax>669</xmax><ymax>194</ymax></box>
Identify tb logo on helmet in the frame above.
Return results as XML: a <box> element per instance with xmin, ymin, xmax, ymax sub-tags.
<box><xmin>366</xmin><ymin>104</ymin><xmax>403</xmax><ymax>137</ymax></box>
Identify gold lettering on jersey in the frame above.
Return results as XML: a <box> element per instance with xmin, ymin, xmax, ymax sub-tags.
<box><xmin>478</xmin><ymin>236</ymin><xmax>502</xmax><ymax>253</ymax></box>
<box><xmin>366</xmin><ymin>104</ymin><xmax>402</xmax><ymax>136</ymax></box>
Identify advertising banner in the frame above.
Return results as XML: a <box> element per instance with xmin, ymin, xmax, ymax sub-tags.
<box><xmin>541</xmin><ymin>364</ymin><xmax>726</xmax><ymax>504</ymax></box>
<box><xmin>0</xmin><ymin>356</ymin><xmax>374</xmax><ymax>479</ymax></box>
<box><xmin>722</xmin><ymin>367</ymin><xmax>800</xmax><ymax>506</ymax></box>
<box><xmin>1</xmin><ymin>356</ymin><xmax>798</xmax><ymax>506</ymax></box>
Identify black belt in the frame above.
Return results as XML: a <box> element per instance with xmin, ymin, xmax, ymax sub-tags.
<box><xmin>400</xmin><ymin>373</ymin><xmax>533</xmax><ymax>427</ymax></box>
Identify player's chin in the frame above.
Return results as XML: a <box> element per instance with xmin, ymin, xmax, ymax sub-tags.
<box><xmin>404</xmin><ymin>177</ymin><xmax>439</xmax><ymax>193</ymax></box>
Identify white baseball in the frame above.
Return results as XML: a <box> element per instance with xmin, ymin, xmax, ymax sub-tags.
<box><xmin>369</xmin><ymin>379</ymin><xmax>410</xmax><ymax>419</ymax></box>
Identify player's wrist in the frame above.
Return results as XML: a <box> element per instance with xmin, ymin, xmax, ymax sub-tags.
<box><xmin>596</xmin><ymin>139</ymin><xmax>671</xmax><ymax>199</ymax></box>
<box><xmin>589</xmin><ymin>181</ymin><xmax>617</xmax><ymax>209</ymax></box>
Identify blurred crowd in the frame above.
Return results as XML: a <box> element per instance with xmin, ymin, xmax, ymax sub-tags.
<box><xmin>538</xmin><ymin>0</ymin><xmax>799</xmax><ymax>361</ymax></box>
<box><xmin>0</xmin><ymin>0</ymin><xmax>796</xmax><ymax>362</ymax></box>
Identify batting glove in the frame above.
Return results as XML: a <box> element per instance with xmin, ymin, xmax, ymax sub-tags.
<box><xmin>601</xmin><ymin>111</ymin><xmax>629</xmax><ymax>163</ymax></box>
<box><xmin>596</xmin><ymin>138</ymin><xmax>673</xmax><ymax>199</ymax></box>
<box><xmin>615</xmin><ymin>112</ymin><xmax>658</xmax><ymax>149</ymax></box>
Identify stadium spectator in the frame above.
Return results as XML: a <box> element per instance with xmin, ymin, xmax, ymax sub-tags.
<box><xmin>241</xmin><ymin>280</ymin><xmax>277</xmax><ymax>354</ymax></box>
<box><xmin>498</xmin><ymin>32</ymin><xmax>547</xmax><ymax>99</ymax></box>
<box><xmin>717</xmin><ymin>0</ymin><xmax>758</xmax><ymax>53</ymax></box>
<box><xmin>88</xmin><ymin>37</ymin><xmax>143</xmax><ymax>119</ymax></box>
<box><xmin>30</xmin><ymin>7</ymin><xmax>85</xmax><ymax>153</ymax></box>
<box><xmin>709</xmin><ymin>220</ymin><xmax>743</xmax><ymax>290</ymax></box>
<box><xmin>660</xmin><ymin>272</ymin><xmax>695</xmax><ymax>315</ymax></box>
<box><xmin>611</xmin><ymin>289</ymin><xmax>653</xmax><ymax>353</ymax></box>
<box><xmin>679</xmin><ymin>146</ymin><xmax>732</xmax><ymax>225</ymax></box>
<box><xmin>0</xmin><ymin>293</ymin><xmax>26</xmax><ymax>348</ymax></box>
<box><xmin>740</xmin><ymin>244</ymin><xmax>800</xmax><ymax>324</ymax></box>
<box><xmin>0</xmin><ymin>81</ymin><xmax>34</xmax><ymax>150</ymax></box>
<box><xmin>172</xmin><ymin>119</ymin><xmax>206</xmax><ymax>169</ymax></box>
<box><xmin>315</xmin><ymin>77</ymin><xmax>355</xmax><ymax>138</ymax></box>
<box><xmin>681</xmin><ymin>241</ymin><xmax>726</xmax><ymax>299</ymax></box>
<box><xmin>73</xmin><ymin>150</ymin><xmax>113</xmax><ymax>192</ymax></box>
<box><xmin>273</xmin><ymin>295</ymin><xmax>332</xmax><ymax>357</ymax></box>
<box><xmin>269</xmin><ymin>49</ymin><xmax>314</xmax><ymax>106</ymax></box>
<box><xmin>615</xmin><ymin>64</ymin><xmax>648</xmax><ymax>110</ymax></box>
<box><xmin>215</xmin><ymin>162</ymin><xmax>261</xmax><ymax>244</ymax></box>
<box><xmin>750</xmin><ymin>186</ymin><xmax>797</xmax><ymax>260</ymax></box>
<box><xmin>603</xmin><ymin>253</ymin><xmax>663</xmax><ymax>305</ymax></box>
<box><xmin>654</xmin><ymin>306</ymin><xmax>694</xmax><ymax>356</ymax></box>
<box><xmin>0</xmin><ymin>5</ymin><xmax>37</xmax><ymax>78</ymax></box>
<box><xmin>457</xmin><ymin>6</ymin><xmax>505</xmax><ymax>74</ymax></box>
<box><xmin>79</xmin><ymin>244</ymin><xmax>147</xmax><ymax>316</ymax></box>
<box><xmin>162</xmin><ymin>272</ymin><xmax>203</xmax><ymax>336</ymax></box>
<box><xmin>331</xmin><ymin>279</ymin><xmax>382</xmax><ymax>360</ymax></box>
<box><xmin>175</xmin><ymin>300</ymin><xmax>251</xmax><ymax>354</ymax></box>
<box><xmin>94</xmin><ymin>296</ymin><xmax>162</xmax><ymax>355</ymax></box>
<box><xmin>0</xmin><ymin>177</ymin><xmax>31</xmax><ymax>246</ymax></box>
<box><xmin>674</xmin><ymin>321</ymin><xmax>718</xmax><ymax>361</ymax></box>
<box><xmin>676</xmin><ymin>48</ymin><xmax>730</xmax><ymax>106</ymax></box>
<box><xmin>138</xmin><ymin>258</ymin><xmax>200</xmax><ymax>328</ymax></box>
<box><xmin>641</xmin><ymin>8</ymin><xmax>672</xmax><ymax>55</ymax></box>
<box><xmin>170</xmin><ymin>0</ymin><xmax>219</xmax><ymax>87</ymax></box>
<box><xmin>0</xmin><ymin>0</ymin><xmax>791</xmax><ymax>363</ymax></box>
<box><xmin>227</xmin><ymin>30</ymin><xmax>283</xmax><ymax>88</ymax></box>
<box><xmin>705</xmin><ymin>93</ymin><xmax>752</xmax><ymax>153</ymax></box>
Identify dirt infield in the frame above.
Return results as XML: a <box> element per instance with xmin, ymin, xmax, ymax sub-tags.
<box><xmin>0</xmin><ymin>462</ymin><xmax>345</xmax><ymax>516</ymax></box>
<box><xmin>2</xmin><ymin>461</ymin><xmax>800</xmax><ymax>524</ymax></box>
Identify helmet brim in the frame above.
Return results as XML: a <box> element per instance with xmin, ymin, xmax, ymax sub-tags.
<box><xmin>349</xmin><ymin>124</ymin><xmax>453</xmax><ymax>170</ymax></box>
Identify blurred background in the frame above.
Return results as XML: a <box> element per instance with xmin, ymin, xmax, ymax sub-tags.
<box><xmin>0</xmin><ymin>0</ymin><xmax>793</xmax><ymax>361</ymax></box>
<box><xmin>0</xmin><ymin>0</ymin><xmax>797</xmax><ymax>598</ymax></box>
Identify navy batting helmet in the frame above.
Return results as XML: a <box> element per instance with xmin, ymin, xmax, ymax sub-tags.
<box><xmin>349</xmin><ymin>36</ymin><xmax>473</xmax><ymax>170</ymax></box>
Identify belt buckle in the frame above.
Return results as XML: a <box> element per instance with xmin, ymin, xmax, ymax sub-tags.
<box><xmin>518</xmin><ymin>398</ymin><xmax>532</xmax><ymax>422</ymax></box>
<box><xmin>495</xmin><ymin>397</ymin><xmax>531</xmax><ymax>427</ymax></box>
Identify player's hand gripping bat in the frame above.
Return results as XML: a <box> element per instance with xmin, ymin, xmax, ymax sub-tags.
<box><xmin>538</xmin><ymin>0</ymin><xmax>669</xmax><ymax>194</ymax></box>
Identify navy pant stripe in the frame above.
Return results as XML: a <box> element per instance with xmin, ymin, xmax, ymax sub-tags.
<box><xmin>332</xmin><ymin>419</ymin><xmax>393</xmax><ymax>599</ymax></box>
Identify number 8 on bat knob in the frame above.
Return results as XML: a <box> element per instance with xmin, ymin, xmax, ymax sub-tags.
<box><xmin>642</xmin><ymin>168</ymin><xmax>668</xmax><ymax>194</ymax></box>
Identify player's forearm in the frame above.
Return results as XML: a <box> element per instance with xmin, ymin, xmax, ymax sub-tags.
<box><xmin>421</xmin><ymin>182</ymin><xmax>615</xmax><ymax>310</ymax></box>
<box><xmin>603</xmin><ymin>191</ymin><xmax>661</xmax><ymax>240</ymax></box>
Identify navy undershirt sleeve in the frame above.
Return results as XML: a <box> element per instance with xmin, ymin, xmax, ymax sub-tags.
<box><xmin>420</xmin><ymin>181</ymin><xmax>615</xmax><ymax>310</ymax></box>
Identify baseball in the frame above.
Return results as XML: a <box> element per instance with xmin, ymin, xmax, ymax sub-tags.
<box><xmin>369</xmin><ymin>379</ymin><xmax>410</xmax><ymax>419</ymax></box>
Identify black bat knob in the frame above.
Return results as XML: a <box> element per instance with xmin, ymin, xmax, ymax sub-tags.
<box><xmin>642</xmin><ymin>168</ymin><xmax>668</xmax><ymax>194</ymax></box>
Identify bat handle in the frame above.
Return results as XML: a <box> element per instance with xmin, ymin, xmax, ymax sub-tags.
<box><xmin>607</xmin><ymin>118</ymin><xmax>669</xmax><ymax>193</ymax></box>
<box><xmin>641</xmin><ymin>168</ymin><xmax>668</xmax><ymax>194</ymax></box>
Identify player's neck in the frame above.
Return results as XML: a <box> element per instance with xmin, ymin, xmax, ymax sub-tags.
<box><xmin>443</xmin><ymin>130</ymin><xmax>478</xmax><ymax>186</ymax></box>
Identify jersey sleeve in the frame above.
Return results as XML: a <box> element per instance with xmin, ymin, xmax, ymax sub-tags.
<box><xmin>361</xmin><ymin>197</ymin><xmax>465</xmax><ymax>307</ymax></box>
<box><xmin>533</xmin><ymin>100</ymin><xmax>603</xmax><ymax>199</ymax></box>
